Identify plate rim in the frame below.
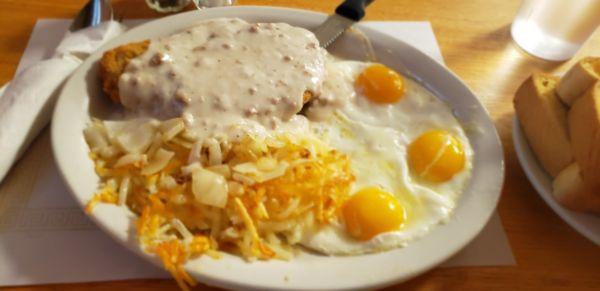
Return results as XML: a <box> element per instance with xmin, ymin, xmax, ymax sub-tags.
<box><xmin>51</xmin><ymin>6</ymin><xmax>505</xmax><ymax>290</ymax></box>
<box><xmin>512</xmin><ymin>117</ymin><xmax>600</xmax><ymax>245</ymax></box>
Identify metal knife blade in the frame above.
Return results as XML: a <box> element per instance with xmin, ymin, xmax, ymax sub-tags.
<box><xmin>314</xmin><ymin>14</ymin><xmax>356</xmax><ymax>48</ymax></box>
<box><xmin>314</xmin><ymin>0</ymin><xmax>374</xmax><ymax>48</ymax></box>
<box><xmin>69</xmin><ymin>0</ymin><xmax>113</xmax><ymax>32</ymax></box>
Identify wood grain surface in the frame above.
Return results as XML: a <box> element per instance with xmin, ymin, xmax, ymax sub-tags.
<box><xmin>0</xmin><ymin>0</ymin><xmax>599</xmax><ymax>290</ymax></box>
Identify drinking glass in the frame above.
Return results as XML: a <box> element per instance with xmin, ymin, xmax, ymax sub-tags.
<box><xmin>146</xmin><ymin>0</ymin><xmax>234</xmax><ymax>13</ymax></box>
<box><xmin>511</xmin><ymin>0</ymin><xmax>600</xmax><ymax>61</ymax></box>
<box><xmin>146</xmin><ymin>0</ymin><xmax>191</xmax><ymax>12</ymax></box>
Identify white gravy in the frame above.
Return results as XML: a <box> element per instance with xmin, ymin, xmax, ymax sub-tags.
<box><xmin>118</xmin><ymin>18</ymin><xmax>326</xmax><ymax>140</ymax></box>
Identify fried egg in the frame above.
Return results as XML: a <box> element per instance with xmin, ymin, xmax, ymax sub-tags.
<box><xmin>301</xmin><ymin>60</ymin><xmax>473</xmax><ymax>255</ymax></box>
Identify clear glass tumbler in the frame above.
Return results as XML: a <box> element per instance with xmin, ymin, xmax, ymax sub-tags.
<box><xmin>511</xmin><ymin>0</ymin><xmax>600</xmax><ymax>61</ymax></box>
<box><xmin>146</xmin><ymin>0</ymin><xmax>191</xmax><ymax>12</ymax></box>
<box><xmin>146</xmin><ymin>0</ymin><xmax>234</xmax><ymax>13</ymax></box>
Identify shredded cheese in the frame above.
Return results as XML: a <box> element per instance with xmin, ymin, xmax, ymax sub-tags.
<box><xmin>84</xmin><ymin>120</ymin><xmax>354</xmax><ymax>290</ymax></box>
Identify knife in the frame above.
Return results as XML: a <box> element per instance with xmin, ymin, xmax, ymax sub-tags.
<box><xmin>314</xmin><ymin>0</ymin><xmax>374</xmax><ymax>48</ymax></box>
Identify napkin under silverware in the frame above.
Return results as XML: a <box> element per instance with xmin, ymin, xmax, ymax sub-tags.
<box><xmin>0</xmin><ymin>20</ymin><xmax>124</xmax><ymax>183</ymax></box>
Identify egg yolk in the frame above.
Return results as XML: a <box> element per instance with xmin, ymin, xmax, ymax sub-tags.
<box><xmin>342</xmin><ymin>187</ymin><xmax>405</xmax><ymax>241</ymax></box>
<box><xmin>407</xmin><ymin>130</ymin><xmax>465</xmax><ymax>183</ymax></box>
<box><xmin>355</xmin><ymin>64</ymin><xmax>405</xmax><ymax>104</ymax></box>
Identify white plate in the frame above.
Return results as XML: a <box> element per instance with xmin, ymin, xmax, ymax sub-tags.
<box><xmin>51</xmin><ymin>6</ymin><xmax>504</xmax><ymax>290</ymax></box>
<box><xmin>513</xmin><ymin>118</ymin><xmax>600</xmax><ymax>245</ymax></box>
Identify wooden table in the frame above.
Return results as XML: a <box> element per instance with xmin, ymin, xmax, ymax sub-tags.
<box><xmin>1</xmin><ymin>0</ymin><xmax>598</xmax><ymax>290</ymax></box>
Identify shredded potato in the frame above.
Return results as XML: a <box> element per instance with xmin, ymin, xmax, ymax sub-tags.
<box><xmin>84</xmin><ymin>119</ymin><xmax>354</xmax><ymax>290</ymax></box>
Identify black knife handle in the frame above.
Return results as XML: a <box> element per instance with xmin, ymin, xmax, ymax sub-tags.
<box><xmin>335</xmin><ymin>0</ymin><xmax>374</xmax><ymax>21</ymax></box>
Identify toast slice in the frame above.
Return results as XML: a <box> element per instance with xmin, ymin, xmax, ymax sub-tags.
<box><xmin>568</xmin><ymin>81</ymin><xmax>600</xmax><ymax>194</ymax></box>
<box><xmin>552</xmin><ymin>163</ymin><xmax>600</xmax><ymax>213</ymax></box>
<box><xmin>514</xmin><ymin>73</ymin><xmax>573</xmax><ymax>177</ymax></box>
<box><xmin>556</xmin><ymin>57</ymin><xmax>600</xmax><ymax>106</ymax></box>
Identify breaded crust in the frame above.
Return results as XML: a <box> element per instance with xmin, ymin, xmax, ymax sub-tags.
<box><xmin>99</xmin><ymin>40</ymin><xmax>150</xmax><ymax>102</ymax></box>
<box><xmin>303</xmin><ymin>91</ymin><xmax>313</xmax><ymax>103</ymax></box>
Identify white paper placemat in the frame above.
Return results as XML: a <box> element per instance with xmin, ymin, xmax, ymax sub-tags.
<box><xmin>0</xmin><ymin>19</ymin><xmax>515</xmax><ymax>287</ymax></box>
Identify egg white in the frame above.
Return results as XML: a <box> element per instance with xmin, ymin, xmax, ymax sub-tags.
<box><xmin>300</xmin><ymin>60</ymin><xmax>473</xmax><ymax>255</ymax></box>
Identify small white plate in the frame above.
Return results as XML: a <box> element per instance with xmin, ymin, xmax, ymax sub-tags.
<box><xmin>51</xmin><ymin>6</ymin><xmax>504</xmax><ymax>290</ymax></box>
<box><xmin>513</xmin><ymin>117</ymin><xmax>600</xmax><ymax>245</ymax></box>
